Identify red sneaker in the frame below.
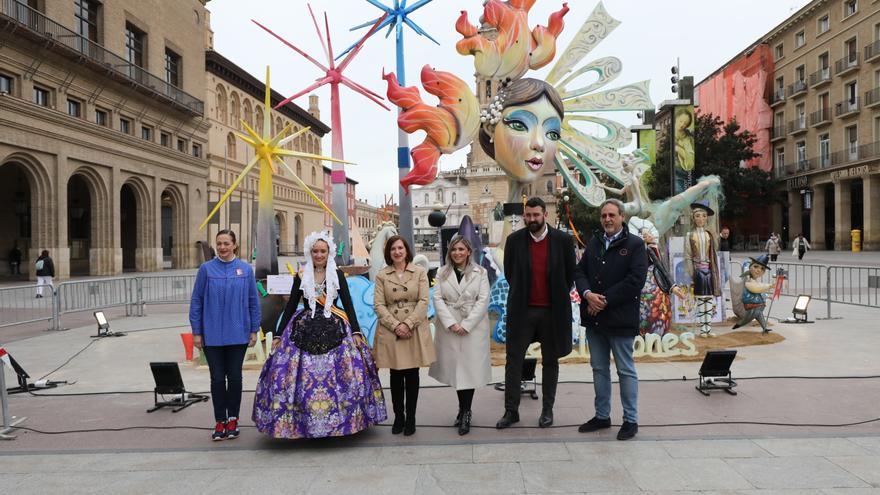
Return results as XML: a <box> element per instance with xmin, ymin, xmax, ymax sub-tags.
<box><xmin>211</xmin><ymin>421</ymin><xmax>227</xmax><ymax>441</ymax></box>
<box><xmin>226</xmin><ymin>417</ymin><xmax>239</xmax><ymax>439</ymax></box>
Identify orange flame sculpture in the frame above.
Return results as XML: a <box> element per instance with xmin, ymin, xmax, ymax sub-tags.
<box><xmin>384</xmin><ymin>65</ymin><xmax>479</xmax><ymax>192</ymax></box>
<box><xmin>455</xmin><ymin>0</ymin><xmax>569</xmax><ymax>82</ymax></box>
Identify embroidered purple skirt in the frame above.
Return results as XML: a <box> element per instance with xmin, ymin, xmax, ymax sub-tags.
<box><xmin>252</xmin><ymin>309</ymin><xmax>387</xmax><ymax>439</ymax></box>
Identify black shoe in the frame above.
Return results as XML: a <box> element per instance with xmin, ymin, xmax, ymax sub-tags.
<box><xmin>458</xmin><ymin>410</ymin><xmax>472</xmax><ymax>436</ymax></box>
<box><xmin>403</xmin><ymin>417</ymin><xmax>416</xmax><ymax>436</ymax></box>
<box><xmin>391</xmin><ymin>415</ymin><xmax>405</xmax><ymax>435</ymax></box>
<box><xmin>578</xmin><ymin>416</ymin><xmax>612</xmax><ymax>433</ymax></box>
<box><xmin>538</xmin><ymin>408</ymin><xmax>553</xmax><ymax>428</ymax></box>
<box><xmin>617</xmin><ymin>421</ymin><xmax>638</xmax><ymax>441</ymax></box>
<box><xmin>495</xmin><ymin>410</ymin><xmax>520</xmax><ymax>429</ymax></box>
<box><xmin>454</xmin><ymin>410</ymin><xmax>463</xmax><ymax>427</ymax></box>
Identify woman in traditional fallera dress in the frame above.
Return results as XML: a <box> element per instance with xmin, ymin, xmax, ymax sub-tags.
<box><xmin>253</xmin><ymin>232</ymin><xmax>386</xmax><ymax>439</ymax></box>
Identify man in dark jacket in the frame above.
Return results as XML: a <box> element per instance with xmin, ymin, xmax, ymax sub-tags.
<box><xmin>496</xmin><ymin>197</ymin><xmax>576</xmax><ymax>429</ymax></box>
<box><xmin>574</xmin><ymin>199</ymin><xmax>648</xmax><ymax>440</ymax></box>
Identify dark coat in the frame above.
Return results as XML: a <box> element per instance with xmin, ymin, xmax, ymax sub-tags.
<box><xmin>36</xmin><ymin>255</ymin><xmax>55</xmax><ymax>277</ymax></box>
<box><xmin>574</xmin><ymin>225</ymin><xmax>648</xmax><ymax>337</ymax></box>
<box><xmin>504</xmin><ymin>226</ymin><xmax>576</xmax><ymax>358</ymax></box>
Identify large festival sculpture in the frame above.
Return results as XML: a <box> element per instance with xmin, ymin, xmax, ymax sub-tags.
<box><xmin>339</xmin><ymin>0</ymin><xmax>439</xmax><ymax>249</ymax></box>
<box><xmin>252</xmin><ymin>5</ymin><xmax>391</xmax><ymax>263</ymax></box>
<box><xmin>381</xmin><ymin>0</ymin><xmax>722</xmax><ymax>348</ymax></box>
<box><xmin>200</xmin><ymin>67</ymin><xmax>351</xmax><ymax>330</ymax></box>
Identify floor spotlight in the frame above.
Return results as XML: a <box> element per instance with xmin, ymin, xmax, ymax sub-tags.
<box><xmin>92</xmin><ymin>311</ymin><xmax>126</xmax><ymax>338</ymax></box>
<box><xmin>146</xmin><ymin>362</ymin><xmax>208</xmax><ymax>413</ymax></box>
<box><xmin>493</xmin><ymin>357</ymin><xmax>540</xmax><ymax>400</ymax></box>
<box><xmin>782</xmin><ymin>294</ymin><xmax>813</xmax><ymax>324</ymax></box>
<box><xmin>695</xmin><ymin>349</ymin><xmax>737</xmax><ymax>396</ymax></box>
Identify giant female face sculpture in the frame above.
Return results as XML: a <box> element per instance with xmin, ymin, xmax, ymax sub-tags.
<box><xmin>479</xmin><ymin>78</ymin><xmax>565</xmax><ymax>183</ymax></box>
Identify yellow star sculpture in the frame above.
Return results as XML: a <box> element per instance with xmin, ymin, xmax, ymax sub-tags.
<box><xmin>200</xmin><ymin>66</ymin><xmax>351</xmax><ymax>230</ymax></box>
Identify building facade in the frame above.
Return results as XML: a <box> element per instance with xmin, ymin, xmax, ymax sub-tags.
<box><xmin>205</xmin><ymin>50</ymin><xmax>332</xmax><ymax>258</ymax></box>
<box><xmin>0</xmin><ymin>0</ymin><xmax>210</xmax><ymax>278</ymax></box>
<box><xmin>698</xmin><ymin>0</ymin><xmax>880</xmax><ymax>250</ymax></box>
<box><xmin>412</xmin><ymin>166</ymin><xmax>472</xmax><ymax>246</ymax></box>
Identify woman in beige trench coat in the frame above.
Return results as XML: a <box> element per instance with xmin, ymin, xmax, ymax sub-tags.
<box><xmin>429</xmin><ymin>235</ymin><xmax>491</xmax><ymax>435</ymax></box>
<box><xmin>374</xmin><ymin>235</ymin><xmax>436</xmax><ymax>436</ymax></box>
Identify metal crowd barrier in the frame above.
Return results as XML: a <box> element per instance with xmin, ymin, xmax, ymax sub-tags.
<box><xmin>0</xmin><ymin>284</ymin><xmax>55</xmax><ymax>328</ymax></box>
<box><xmin>0</xmin><ymin>275</ymin><xmax>196</xmax><ymax>331</ymax></box>
<box><xmin>733</xmin><ymin>260</ymin><xmax>879</xmax><ymax>319</ymax></box>
<box><xmin>2</xmin><ymin>263</ymin><xmax>877</xmax><ymax>330</ymax></box>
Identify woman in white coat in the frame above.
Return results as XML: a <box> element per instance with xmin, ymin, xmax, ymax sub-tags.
<box><xmin>429</xmin><ymin>235</ymin><xmax>491</xmax><ymax>435</ymax></box>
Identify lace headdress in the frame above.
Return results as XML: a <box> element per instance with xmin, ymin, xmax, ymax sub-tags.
<box><xmin>300</xmin><ymin>230</ymin><xmax>339</xmax><ymax>319</ymax></box>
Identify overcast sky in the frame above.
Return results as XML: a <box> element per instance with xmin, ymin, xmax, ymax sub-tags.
<box><xmin>209</xmin><ymin>0</ymin><xmax>812</xmax><ymax>206</ymax></box>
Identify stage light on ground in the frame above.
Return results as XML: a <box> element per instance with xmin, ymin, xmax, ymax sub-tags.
<box><xmin>92</xmin><ymin>311</ymin><xmax>125</xmax><ymax>338</ymax></box>
<box><xmin>146</xmin><ymin>362</ymin><xmax>208</xmax><ymax>413</ymax></box>
<box><xmin>695</xmin><ymin>349</ymin><xmax>737</xmax><ymax>396</ymax></box>
<box><xmin>783</xmin><ymin>294</ymin><xmax>814</xmax><ymax>324</ymax></box>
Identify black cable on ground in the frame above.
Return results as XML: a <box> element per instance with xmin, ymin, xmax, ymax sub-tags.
<box><xmin>12</xmin><ymin>416</ymin><xmax>880</xmax><ymax>435</ymax></box>
<box><xmin>17</xmin><ymin>374</ymin><xmax>880</xmax><ymax>397</ymax></box>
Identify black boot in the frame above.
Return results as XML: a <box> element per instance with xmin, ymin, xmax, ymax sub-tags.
<box><xmin>458</xmin><ymin>410</ymin><xmax>472</xmax><ymax>436</ymax></box>
<box><xmin>390</xmin><ymin>370</ymin><xmax>405</xmax><ymax>435</ymax></box>
<box><xmin>403</xmin><ymin>369</ymin><xmax>419</xmax><ymax>436</ymax></box>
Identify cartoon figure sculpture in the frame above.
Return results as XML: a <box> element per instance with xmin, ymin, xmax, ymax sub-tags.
<box><xmin>732</xmin><ymin>254</ymin><xmax>774</xmax><ymax>333</ymax></box>
<box><xmin>629</xmin><ymin>220</ymin><xmax>685</xmax><ymax>337</ymax></box>
<box><xmin>684</xmin><ymin>200</ymin><xmax>722</xmax><ymax>338</ymax></box>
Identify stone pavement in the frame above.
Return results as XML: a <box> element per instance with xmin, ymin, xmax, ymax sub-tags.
<box><xmin>1</xmin><ymin>297</ymin><xmax>879</xmax><ymax>493</ymax></box>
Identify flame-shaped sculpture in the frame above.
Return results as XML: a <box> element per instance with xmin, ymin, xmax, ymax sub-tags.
<box><xmin>384</xmin><ymin>65</ymin><xmax>479</xmax><ymax>191</ymax></box>
<box><xmin>455</xmin><ymin>0</ymin><xmax>569</xmax><ymax>82</ymax></box>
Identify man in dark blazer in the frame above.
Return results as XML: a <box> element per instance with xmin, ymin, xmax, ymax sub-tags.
<box><xmin>496</xmin><ymin>197</ymin><xmax>576</xmax><ymax>429</ymax></box>
<box><xmin>574</xmin><ymin>199</ymin><xmax>648</xmax><ymax>440</ymax></box>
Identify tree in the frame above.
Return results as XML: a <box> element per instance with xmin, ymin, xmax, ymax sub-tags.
<box><xmin>556</xmin><ymin>191</ymin><xmax>600</xmax><ymax>244</ymax></box>
<box><xmin>645</xmin><ymin>112</ymin><xmax>779</xmax><ymax>220</ymax></box>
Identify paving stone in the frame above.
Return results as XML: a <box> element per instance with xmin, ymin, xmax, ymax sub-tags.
<box><xmin>727</xmin><ymin>457</ymin><xmax>869</xmax><ymax>489</ymax></box>
<box><xmin>623</xmin><ymin>457</ymin><xmax>753</xmax><ymax>491</ymax></box>
<box><xmin>376</xmin><ymin>444</ymin><xmax>473</xmax><ymax>465</ymax></box>
<box><xmin>754</xmin><ymin>439</ymin><xmax>870</xmax><ymax>457</ymax></box>
<box><xmin>520</xmin><ymin>459</ymin><xmax>639</xmax><ymax>493</ymax></box>
<box><xmin>660</xmin><ymin>439</ymin><xmax>772</xmax><ymax>459</ymax></box>
<box><xmin>307</xmin><ymin>464</ymin><xmax>420</xmax><ymax>495</ymax></box>
<box><xmin>415</xmin><ymin>462</ymin><xmax>524</xmax><ymax>494</ymax></box>
<box><xmin>473</xmin><ymin>442</ymin><xmax>571</xmax><ymax>463</ymax></box>
<box><xmin>827</xmin><ymin>456</ymin><xmax>880</xmax><ymax>487</ymax></box>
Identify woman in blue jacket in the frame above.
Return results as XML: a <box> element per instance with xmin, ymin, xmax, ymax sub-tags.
<box><xmin>189</xmin><ymin>229</ymin><xmax>261</xmax><ymax>441</ymax></box>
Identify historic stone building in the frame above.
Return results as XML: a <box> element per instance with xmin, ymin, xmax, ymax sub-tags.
<box><xmin>204</xmin><ymin>50</ymin><xmax>333</xmax><ymax>258</ymax></box>
<box><xmin>0</xmin><ymin>0</ymin><xmax>210</xmax><ymax>278</ymax></box>
<box><xmin>412</xmin><ymin>165</ymin><xmax>472</xmax><ymax>245</ymax></box>
<box><xmin>697</xmin><ymin>0</ymin><xmax>880</xmax><ymax>250</ymax></box>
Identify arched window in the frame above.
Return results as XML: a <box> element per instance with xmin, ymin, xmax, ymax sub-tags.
<box><xmin>215</xmin><ymin>84</ymin><xmax>228</xmax><ymax>124</ymax></box>
<box><xmin>546</xmin><ymin>180</ymin><xmax>554</xmax><ymax>194</ymax></box>
<box><xmin>436</xmin><ymin>188</ymin><xmax>443</xmax><ymax>201</ymax></box>
<box><xmin>226</xmin><ymin>132</ymin><xmax>236</xmax><ymax>160</ymax></box>
<box><xmin>243</xmin><ymin>100</ymin><xmax>253</xmax><ymax>127</ymax></box>
<box><xmin>230</xmin><ymin>92</ymin><xmax>241</xmax><ymax>128</ymax></box>
<box><xmin>414</xmin><ymin>217</ymin><xmax>419</xmax><ymax>226</ymax></box>
<box><xmin>311</xmin><ymin>166</ymin><xmax>316</xmax><ymax>184</ymax></box>
<box><xmin>296</xmin><ymin>160</ymin><xmax>302</xmax><ymax>177</ymax></box>
<box><xmin>452</xmin><ymin>192</ymin><xmax>457</xmax><ymax>203</ymax></box>
<box><xmin>275</xmin><ymin>117</ymin><xmax>283</xmax><ymax>136</ymax></box>
<box><xmin>255</xmin><ymin>106</ymin><xmax>264</xmax><ymax>134</ymax></box>
<box><xmin>424</xmin><ymin>193</ymin><xmax>429</xmax><ymax>205</ymax></box>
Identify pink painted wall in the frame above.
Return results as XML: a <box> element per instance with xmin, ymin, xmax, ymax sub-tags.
<box><xmin>696</xmin><ymin>44</ymin><xmax>774</xmax><ymax>172</ymax></box>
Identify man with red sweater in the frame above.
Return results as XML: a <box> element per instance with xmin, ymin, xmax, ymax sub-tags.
<box><xmin>496</xmin><ymin>197</ymin><xmax>576</xmax><ymax>429</ymax></box>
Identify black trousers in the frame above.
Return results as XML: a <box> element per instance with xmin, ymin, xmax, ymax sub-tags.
<box><xmin>203</xmin><ymin>344</ymin><xmax>248</xmax><ymax>422</ymax></box>
<box><xmin>504</xmin><ymin>306</ymin><xmax>558</xmax><ymax>412</ymax></box>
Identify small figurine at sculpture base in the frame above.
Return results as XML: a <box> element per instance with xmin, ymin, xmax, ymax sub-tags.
<box><xmin>732</xmin><ymin>255</ymin><xmax>774</xmax><ymax>333</ymax></box>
